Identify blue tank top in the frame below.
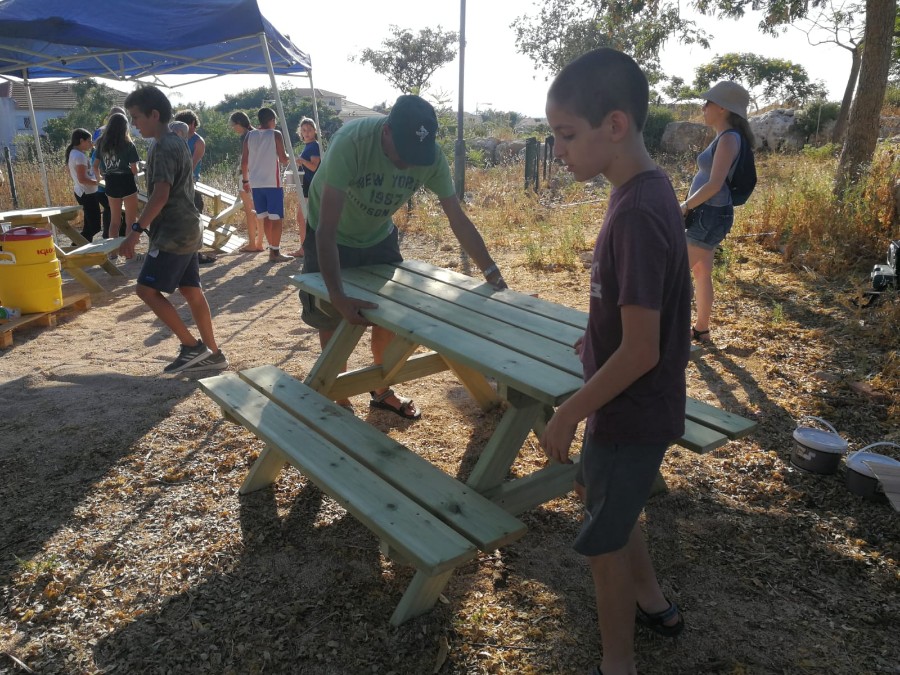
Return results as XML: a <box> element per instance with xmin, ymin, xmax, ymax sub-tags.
<box><xmin>689</xmin><ymin>130</ymin><xmax>740</xmax><ymax>208</ymax></box>
<box><xmin>187</xmin><ymin>134</ymin><xmax>202</xmax><ymax>180</ymax></box>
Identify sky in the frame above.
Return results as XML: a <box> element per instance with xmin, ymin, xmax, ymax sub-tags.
<box><xmin>147</xmin><ymin>0</ymin><xmax>857</xmax><ymax>118</ymax></box>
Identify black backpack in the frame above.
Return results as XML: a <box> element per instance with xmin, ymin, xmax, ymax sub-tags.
<box><xmin>712</xmin><ymin>129</ymin><xmax>757</xmax><ymax>206</ymax></box>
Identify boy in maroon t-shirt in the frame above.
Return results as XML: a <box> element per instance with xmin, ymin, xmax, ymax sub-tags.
<box><xmin>540</xmin><ymin>49</ymin><xmax>692</xmax><ymax>675</ymax></box>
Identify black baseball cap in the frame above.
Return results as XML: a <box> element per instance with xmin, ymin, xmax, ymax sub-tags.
<box><xmin>387</xmin><ymin>95</ymin><xmax>438</xmax><ymax>166</ymax></box>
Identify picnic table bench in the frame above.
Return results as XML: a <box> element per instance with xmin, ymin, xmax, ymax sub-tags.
<box><xmin>0</xmin><ymin>206</ymin><xmax>125</xmax><ymax>294</ymax></box>
<box><xmin>200</xmin><ymin>365</ymin><xmax>526</xmax><ymax>625</ymax></box>
<box><xmin>135</xmin><ymin>183</ymin><xmax>246</xmax><ymax>254</ymax></box>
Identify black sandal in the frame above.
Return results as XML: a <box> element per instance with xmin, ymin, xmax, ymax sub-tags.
<box><xmin>636</xmin><ymin>600</ymin><xmax>684</xmax><ymax>638</ymax></box>
<box><xmin>691</xmin><ymin>327</ymin><xmax>711</xmax><ymax>343</ymax></box>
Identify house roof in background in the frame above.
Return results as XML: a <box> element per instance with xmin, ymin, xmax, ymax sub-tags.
<box><xmin>337</xmin><ymin>99</ymin><xmax>386</xmax><ymax>122</ymax></box>
<box><xmin>1</xmin><ymin>80</ymin><xmax>126</xmax><ymax>110</ymax></box>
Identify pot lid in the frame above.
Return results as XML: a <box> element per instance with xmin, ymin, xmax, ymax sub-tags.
<box><xmin>793</xmin><ymin>426</ymin><xmax>848</xmax><ymax>453</ymax></box>
<box><xmin>846</xmin><ymin>451</ymin><xmax>900</xmax><ymax>478</ymax></box>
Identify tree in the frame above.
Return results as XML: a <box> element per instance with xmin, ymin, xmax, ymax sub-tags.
<box><xmin>352</xmin><ymin>25</ymin><xmax>458</xmax><ymax>95</ymax></box>
<box><xmin>43</xmin><ymin>78</ymin><xmax>120</xmax><ymax>148</ymax></box>
<box><xmin>213</xmin><ymin>85</ymin><xmax>343</xmax><ymax>144</ymax></box>
<box><xmin>796</xmin><ymin>1</ymin><xmax>864</xmax><ymax>142</ymax></box>
<box><xmin>835</xmin><ymin>0</ymin><xmax>897</xmax><ymax>193</ymax></box>
<box><xmin>694</xmin><ymin>53</ymin><xmax>827</xmax><ymax>108</ymax></box>
<box><xmin>512</xmin><ymin>0</ymin><xmax>710</xmax><ymax>83</ymax></box>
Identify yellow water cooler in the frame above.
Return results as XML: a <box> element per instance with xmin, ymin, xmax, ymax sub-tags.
<box><xmin>0</xmin><ymin>226</ymin><xmax>63</xmax><ymax>314</ymax></box>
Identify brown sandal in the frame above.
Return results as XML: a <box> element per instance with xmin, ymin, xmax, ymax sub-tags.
<box><xmin>369</xmin><ymin>389</ymin><xmax>421</xmax><ymax>420</ymax></box>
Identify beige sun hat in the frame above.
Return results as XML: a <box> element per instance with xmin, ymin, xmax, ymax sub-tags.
<box><xmin>700</xmin><ymin>81</ymin><xmax>750</xmax><ymax>120</ymax></box>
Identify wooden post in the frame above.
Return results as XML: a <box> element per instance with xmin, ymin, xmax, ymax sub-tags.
<box><xmin>3</xmin><ymin>146</ymin><xmax>19</xmax><ymax>209</ymax></box>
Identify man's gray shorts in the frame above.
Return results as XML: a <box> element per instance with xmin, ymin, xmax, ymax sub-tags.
<box><xmin>298</xmin><ymin>226</ymin><xmax>403</xmax><ymax>331</ymax></box>
<box><xmin>573</xmin><ymin>435</ymin><xmax>669</xmax><ymax>556</ymax></box>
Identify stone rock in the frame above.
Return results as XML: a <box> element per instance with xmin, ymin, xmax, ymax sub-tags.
<box><xmin>495</xmin><ymin>140</ymin><xmax>528</xmax><ymax>163</ymax></box>
<box><xmin>748</xmin><ymin>109</ymin><xmax>806</xmax><ymax>152</ymax></box>
<box><xmin>660</xmin><ymin>122</ymin><xmax>714</xmax><ymax>154</ymax></box>
<box><xmin>468</xmin><ymin>137</ymin><xmax>499</xmax><ymax>164</ymax></box>
<box><xmin>808</xmin><ymin>119</ymin><xmax>837</xmax><ymax>146</ymax></box>
<box><xmin>880</xmin><ymin>116</ymin><xmax>900</xmax><ymax>139</ymax></box>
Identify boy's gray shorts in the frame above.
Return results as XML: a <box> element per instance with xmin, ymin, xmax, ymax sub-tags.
<box><xmin>573</xmin><ymin>435</ymin><xmax>669</xmax><ymax>556</ymax></box>
<box><xmin>298</xmin><ymin>225</ymin><xmax>402</xmax><ymax>331</ymax></box>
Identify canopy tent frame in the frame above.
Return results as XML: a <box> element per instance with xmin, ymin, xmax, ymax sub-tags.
<box><xmin>0</xmin><ymin>0</ymin><xmax>316</xmax><ymax>209</ymax></box>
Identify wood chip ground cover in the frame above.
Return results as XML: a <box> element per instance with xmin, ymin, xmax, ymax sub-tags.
<box><xmin>0</xmin><ymin>230</ymin><xmax>897</xmax><ymax>675</ymax></box>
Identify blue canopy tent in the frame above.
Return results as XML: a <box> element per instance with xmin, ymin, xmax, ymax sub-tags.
<box><xmin>0</xmin><ymin>0</ymin><xmax>314</xmax><ymax>205</ymax></box>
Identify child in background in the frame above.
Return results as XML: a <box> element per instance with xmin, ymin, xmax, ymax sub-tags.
<box><xmin>287</xmin><ymin>117</ymin><xmax>320</xmax><ymax>258</ymax></box>
<box><xmin>65</xmin><ymin>128</ymin><xmax>104</xmax><ymax>242</ymax></box>
<box><xmin>540</xmin><ymin>48</ymin><xmax>692</xmax><ymax>675</ymax></box>
<box><xmin>174</xmin><ymin>109</ymin><xmax>205</xmax><ymax>214</ymax></box>
<box><xmin>120</xmin><ymin>86</ymin><xmax>227</xmax><ymax>374</ymax></box>
<box><xmin>168</xmin><ymin>120</ymin><xmax>190</xmax><ymax>141</ymax></box>
<box><xmin>229</xmin><ymin>111</ymin><xmax>264</xmax><ymax>252</ymax></box>
<box><xmin>93</xmin><ymin>112</ymin><xmax>140</xmax><ymax>238</ymax></box>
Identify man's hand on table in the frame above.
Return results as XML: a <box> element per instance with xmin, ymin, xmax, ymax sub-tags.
<box><xmin>332</xmin><ymin>294</ymin><xmax>378</xmax><ymax>326</ymax></box>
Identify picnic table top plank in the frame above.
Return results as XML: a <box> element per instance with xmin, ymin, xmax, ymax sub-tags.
<box><xmin>200</xmin><ymin>373</ymin><xmax>477</xmax><ymax>575</ymax></box>
<box><xmin>352</xmin><ymin>265</ymin><xmax>586</xmax><ymax>348</ymax></box>
<box><xmin>240</xmin><ymin>365</ymin><xmax>527</xmax><ymax>550</ymax></box>
<box><xmin>0</xmin><ymin>205</ymin><xmax>82</xmax><ymax>221</ymax></box>
<box><xmin>395</xmin><ymin>259</ymin><xmax>589</xmax><ymax>328</ymax></box>
<box><xmin>337</xmin><ymin>268</ymin><xmax>586</xmax><ymax>377</ymax></box>
<box><xmin>292</xmin><ymin>273</ymin><xmax>582</xmax><ymax>404</ymax></box>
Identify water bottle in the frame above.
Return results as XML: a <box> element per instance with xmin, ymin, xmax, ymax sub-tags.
<box><xmin>0</xmin><ymin>306</ymin><xmax>21</xmax><ymax>320</ymax></box>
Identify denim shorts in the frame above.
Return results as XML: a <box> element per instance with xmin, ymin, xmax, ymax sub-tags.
<box><xmin>298</xmin><ymin>226</ymin><xmax>403</xmax><ymax>331</ymax></box>
<box><xmin>573</xmin><ymin>434</ymin><xmax>669</xmax><ymax>556</ymax></box>
<box><xmin>685</xmin><ymin>203</ymin><xmax>734</xmax><ymax>250</ymax></box>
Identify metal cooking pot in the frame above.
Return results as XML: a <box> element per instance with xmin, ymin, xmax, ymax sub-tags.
<box><xmin>845</xmin><ymin>442</ymin><xmax>900</xmax><ymax>498</ymax></box>
<box><xmin>791</xmin><ymin>416</ymin><xmax>848</xmax><ymax>474</ymax></box>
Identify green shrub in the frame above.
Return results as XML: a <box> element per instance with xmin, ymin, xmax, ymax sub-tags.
<box><xmin>801</xmin><ymin>143</ymin><xmax>839</xmax><ymax>161</ymax></box>
<box><xmin>643</xmin><ymin>106</ymin><xmax>675</xmax><ymax>152</ymax></box>
<box><xmin>884</xmin><ymin>85</ymin><xmax>900</xmax><ymax>109</ymax></box>
<box><xmin>794</xmin><ymin>100</ymin><xmax>840</xmax><ymax>138</ymax></box>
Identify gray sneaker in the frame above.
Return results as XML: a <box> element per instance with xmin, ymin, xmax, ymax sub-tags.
<box><xmin>163</xmin><ymin>340</ymin><xmax>213</xmax><ymax>373</ymax></box>
<box><xmin>182</xmin><ymin>350</ymin><xmax>228</xmax><ymax>372</ymax></box>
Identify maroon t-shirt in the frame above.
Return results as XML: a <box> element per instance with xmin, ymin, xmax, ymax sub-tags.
<box><xmin>581</xmin><ymin>168</ymin><xmax>691</xmax><ymax>443</ymax></box>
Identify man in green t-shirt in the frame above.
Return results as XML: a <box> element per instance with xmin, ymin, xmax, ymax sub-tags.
<box><xmin>300</xmin><ymin>95</ymin><xmax>506</xmax><ymax>419</ymax></box>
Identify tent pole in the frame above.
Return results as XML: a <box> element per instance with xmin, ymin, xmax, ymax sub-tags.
<box><xmin>258</xmin><ymin>33</ymin><xmax>302</xmax><ymax>198</ymax></box>
<box><xmin>22</xmin><ymin>72</ymin><xmax>53</xmax><ymax>210</ymax></box>
<box><xmin>306</xmin><ymin>70</ymin><xmax>323</xmax><ymax>151</ymax></box>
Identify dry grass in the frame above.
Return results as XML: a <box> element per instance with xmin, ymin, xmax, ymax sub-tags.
<box><xmin>1</xmin><ymin>151</ymin><xmax>898</xmax><ymax>674</ymax></box>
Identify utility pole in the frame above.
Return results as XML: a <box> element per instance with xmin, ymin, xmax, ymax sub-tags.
<box><xmin>454</xmin><ymin>0</ymin><xmax>466</xmax><ymax>201</ymax></box>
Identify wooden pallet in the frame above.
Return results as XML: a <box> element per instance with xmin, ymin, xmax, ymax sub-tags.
<box><xmin>0</xmin><ymin>290</ymin><xmax>91</xmax><ymax>348</ymax></box>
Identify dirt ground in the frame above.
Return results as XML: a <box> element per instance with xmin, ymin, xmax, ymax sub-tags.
<box><xmin>0</xmin><ymin>225</ymin><xmax>898</xmax><ymax>675</ymax></box>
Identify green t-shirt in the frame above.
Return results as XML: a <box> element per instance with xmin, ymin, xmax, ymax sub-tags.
<box><xmin>308</xmin><ymin>117</ymin><xmax>455</xmax><ymax>248</ymax></box>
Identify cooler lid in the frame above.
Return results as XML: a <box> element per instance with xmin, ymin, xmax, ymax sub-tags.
<box><xmin>0</xmin><ymin>226</ymin><xmax>52</xmax><ymax>242</ymax></box>
<box><xmin>846</xmin><ymin>451</ymin><xmax>900</xmax><ymax>478</ymax></box>
<box><xmin>793</xmin><ymin>426</ymin><xmax>848</xmax><ymax>454</ymax></box>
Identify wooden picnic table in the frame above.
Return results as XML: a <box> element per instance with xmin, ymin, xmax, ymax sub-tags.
<box><xmin>0</xmin><ymin>205</ymin><xmax>124</xmax><ymax>294</ymax></box>
<box><xmin>201</xmin><ymin>259</ymin><xmax>756</xmax><ymax>624</ymax></box>
<box><xmin>290</xmin><ymin>259</ymin><xmax>757</xmax><ymax>513</ymax></box>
